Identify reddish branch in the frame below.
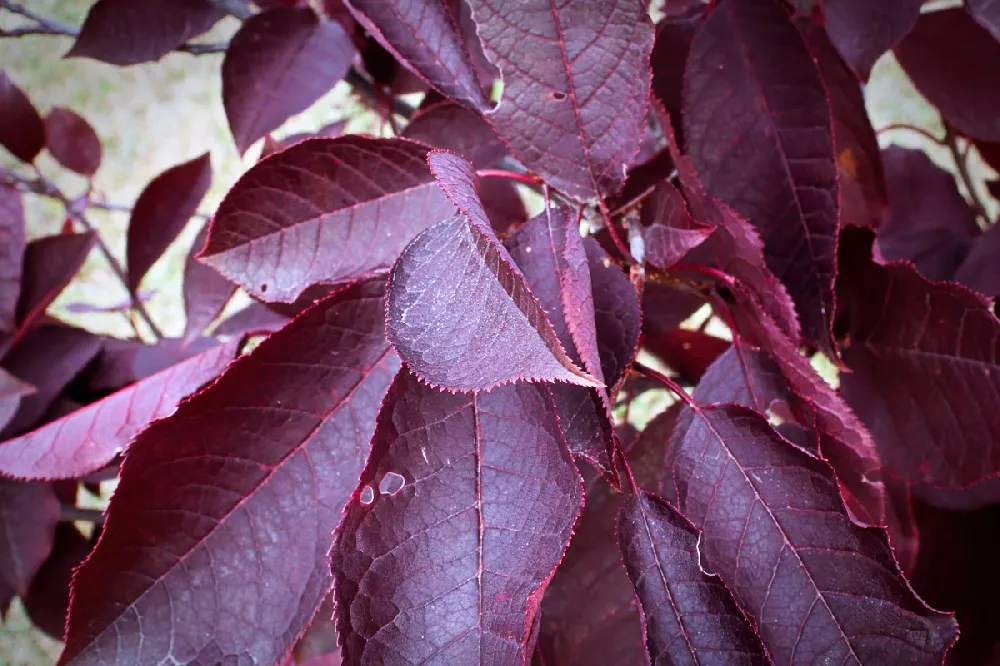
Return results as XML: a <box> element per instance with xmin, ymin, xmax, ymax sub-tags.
<box><xmin>631</xmin><ymin>360</ymin><xmax>696</xmax><ymax>409</ymax></box>
<box><xmin>944</xmin><ymin>124</ymin><xmax>989</xmax><ymax>224</ymax></box>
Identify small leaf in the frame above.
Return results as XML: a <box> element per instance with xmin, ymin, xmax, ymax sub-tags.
<box><xmin>222</xmin><ymin>7</ymin><xmax>355</xmax><ymax>154</ymax></box>
<box><xmin>44</xmin><ymin>108</ymin><xmax>102</xmax><ymax>177</ymax></box>
<box><xmin>967</xmin><ymin>0</ymin><xmax>1000</xmax><ymax>42</ymax></box>
<box><xmin>895</xmin><ymin>7</ymin><xmax>1000</xmax><ymax>142</ymax></box>
<box><xmin>127</xmin><ymin>153</ymin><xmax>211</xmax><ymax>291</ymax></box>
<box><xmin>23</xmin><ymin>525</ymin><xmax>92</xmax><ymax>641</ymax></box>
<box><xmin>0</xmin><ymin>186</ymin><xmax>25</xmax><ymax>332</ymax></box>
<box><xmin>821</xmin><ymin>0</ymin><xmax>922</xmax><ymax>80</ymax></box>
<box><xmin>331</xmin><ymin>369</ymin><xmax>583</xmax><ymax>663</ymax></box>
<box><xmin>343</xmin><ymin>0</ymin><xmax>490</xmax><ymax>111</ymax></box>
<box><xmin>0</xmin><ymin>340</ymin><xmax>238</xmax><ymax>480</ymax></box>
<box><xmin>182</xmin><ymin>223</ymin><xmax>236</xmax><ymax>341</ymax></box>
<box><xmin>466</xmin><ymin>0</ymin><xmax>654</xmax><ymax>201</ymax></box>
<box><xmin>15</xmin><ymin>232</ymin><xmax>95</xmax><ymax>335</ymax></box>
<box><xmin>65</xmin><ymin>0</ymin><xmax>223</xmax><ymax>66</ymax></box>
<box><xmin>201</xmin><ymin>137</ymin><xmax>456</xmax><ymax>302</ymax></box>
<box><xmin>586</xmin><ymin>238</ymin><xmax>642</xmax><ymax>392</ymax></box>
<box><xmin>61</xmin><ymin>279</ymin><xmax>397</xmax><ymax>665</ymax></box>
<box><xmin>0</xmin><ymin>72</ymin><xmax>45</xmax><ymax>164</ymax></box>
<box><xmin>640</xmin><ymin>180</ymin><xmax>714</xmax><ymax>270</ymax></box>
<box><xmin>617</xmin><ymin>491</ymin><xmax>768</xmax><ymax>665</ymax></box>
<box><xmin>665</xmin><ymin>403</ymin><xmax>959</xmax><ymax>662</ymax></box>
<box><xmin>0</xmin><ymin>368</ymin><xmax>34</xmax><ymax>433</ymax></box>
<box><xmin>0</xmin><ymin>479</ymin><xmax>59</xmax><ymax>596</ymax></box>
<box><xmin>401</xmin><ymin>100</ymin><xmax>506</xmax><ymax>168</ymax></box>
<box><xmin>683</xmin><ymin>0</ymin><xmax>839</xmax><ymax>356</ymax></box>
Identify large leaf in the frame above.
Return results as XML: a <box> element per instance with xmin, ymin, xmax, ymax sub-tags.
<box><xmin>466</xmin><ymin>0</ymin><xmax>653</xmax><ymax>201</ymax></box>
<box><xmin>331</xmin><ymin>369</ymin><xmax>583</xmax><ymax>663</ymax></box>
<box><xmin>65</xmin><ymin>0</ymin><xmax>223</xmax><ymax>66</ymax></box>
<box><xmin>0</xmin><ymin>71</ymin><xmax>45</xmax><ymax>164</ymax></box>
<box><xmin>222</xmin><ymin>7</ymin><xmax>355</xmax><ymax>154</ymax></box>
<box><xmin>664</xmin><ymin>403</ymin><xmax>958</xmax><ymax>662</ymax></box>
<box><xmin>895</xmin><ymin>7</ymin><xmax>1000</xmax><ymax>142</ymax></box>
<box><xmin>15</xmin><ymin>232</ymin><xmax>95</xmax><ymax>336</ymax></box>
<box><xmin>201</xmin><ymin>137</ymin><xmax>456</xmax><ymax>302</ymax></box>
<box><xmin>182</xmin><ymin>224</ymin><xmax>236</xmax><ymax>341</ymax></box>
<box><xmin>386</xmin><ymin>153</ymin><xmax>598</xmax><ymax>391</ymax></box>
<box><xmin>343</xmin><ymin>0</ymin><xmax>489</xmax><ymax>111</ymax></box>
<box><xmin>650</xmin><ymin>6</ymin><xmax>706</xmax><ymax>144</ymax></box>
<box><xmin>0</xmin><ymin>186</ymin><xmax>25</xmax><ymax>332</ymax></box>
<box><xmin>0</xmin><ymin>479</ymin><xmax>59</xmax><ymax>596</ymax></box>
<box><xmin>127</xmin><ymin>153</ymin><xmax>211</xmax><ymax>290</ymax></box>
<box><xmin>838</xmin><ymin>230</ymin><xmax>1000</xmax><ymax>490</ymax></box>
<box><xmin>61</xmin><ymin>279</ymin><xmax>397</xmax><ymax>665</ymax></box>
<box><xmin>0</xmin><ymin>340</ymin><xmax>238</xmax><ymax>480</ymax></box>
<box><xmin>820</xmin><ymin>0</ymin><xmax>922</xmax><ymax>80</ymax></box>
<box><xmin>617</xmin><ymin>491</ymin><xmax>767</xmax><ymax>665</ymax></box>
<box><xmin>683</xmin><ymin>0</ymin><xmax>839</xmax><ymax>356</ymax></box>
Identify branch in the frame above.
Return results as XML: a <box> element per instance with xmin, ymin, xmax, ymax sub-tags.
<box><xmin>945</xmin><ymin>124</ymin><xmax>989</xmax><ymax>224</ymax></box>
<box><xmin>631</xmin><ymin>361</ymin><xmax>696</xmax><ymax>408</ymax></box>
<box><xmin>2</xmin><ymin>168</ymin><xmax>165</xmax><ymax>340</ymax></box>
<box><xmin>60</xmin><ymin>505</ymin><xmax>105</xmax><ymax>524</ymax></box>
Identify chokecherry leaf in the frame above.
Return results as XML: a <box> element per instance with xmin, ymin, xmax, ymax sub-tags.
<box><xmin>23</xmin><ymin>524</ymin><xmax>93</xmax><ymax>641</ymax></box>
<box><xmin>61</xmin><ymin>279</ymin><xmax>398</xmax><ymax>665</ymax></box>
<box><xmin>44</xmin><ymin>108</ymin><xmax>102</xmax><ymax>177</ymax></box>
<box><xmin>0</xmin><ymin>186</ymin><xmax>25</xmax><ymax>332</ymax></box>
<box><xmin>201</xmin><ymin>137</ymin><xmax>456</xmax><ymax>302</ymax></box>
<box><xmin>0</xmin><ymin>479</ymin><xmax>59</xmax><ymax>596</ymax></box>
<box><xmin>640</xmin><ymin>180</ymin><xmax>714</xmax><ymax>270</ymax></box>
<box><xmin>401</xmin><ymin>100</ymin><xmax>506</xmax><ymax>169</ymax></box>
<box><xmin>127</xmin><ymin>153</ymin><xmax>211</xmax><ymax>291</ymax></box>
<box><xmin>617</xmin><ymin>491</ymin><xmax>768</xmax><ymax>665</ymax></box>
<box><xmin>0</xmin><ymin>71</ymin><xmax>45</xmax><ymax>164</ymax></box>
<box><xmin>331</xmin><ymin>368</ymin><xmax>583</xmax><ymax>663</ymax></box>
<box><xmin>222</xmin><ymin>7</ymin><xmax>355</xmax><ymax>154</ymax></box>
<box><xmin>182</xmin><ymin>223</ymin><xmax>236</xmax><ymax>342</ymax></box>
<box><xmin>65</xmin><ymin>0</ymin><xmax>223</xmax><ymax>65</ymax></box>
<box><xmin>0</xmin><ymin>340</ymin><xmax>238</xmax><ymax>480</ymax></box>
<box><xmin>664</xmin><ymin>403</ymin><xmax>959</xmax><ymax>663</ymax></box>
<box><xmin>683</xmin><ymin>0</ymin><xmax>839</xmax><ymax>356</ymax></box>
<box><xmin>465</xmin><ymin>0</ymin><xmax>654</xmax><ymax>201</ymax></box>
<box><xmin>642</xmin><ymin>329</ymin><xmax>732</xmax><ymax>386</ymax></box>
<box><xmin>586</xmin><ymin>238</ymin><xmax>641</xmax><ymax>393</ymax></box>
<box><xmin>820</xmin><ymin>0</ymin><xmax>922</xmax><ymax>80</ymax></box>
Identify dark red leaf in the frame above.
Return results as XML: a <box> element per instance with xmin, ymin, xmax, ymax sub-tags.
<box><xmin>0</xmin><ymin>368</ymin><xmax>33</xmax><ymax>433</ymax></box>
<box><xmin>61</xmin><ymin>279</ymin><xmax>397</xmax><ymax>665</ymax></box>
<box><xmin>665</xmin><ymin>403</ymin><xmax>958</xmax><ymax>662</ymax></box>
<box><xmin>967</xmin><ymin>0</ymin><xmax>1000</xmax><ymax>42</ymax></box>
<box><xmin>884</xmin><ymin>478</ymin><xmax>919</xmax><ymax>577</ymax></box>
<box><xmin>479</xmin><ymin>178</ymin><xmax>527</xmax><ymax>234</ymax></box>
<box><xmin>607</xmin><ymin>148</ymin><xmax>676</xmax><ymax>216</ymax></box>
<box><xmin>182</xmin><ymin>223</ymin><xmax>235</xmax><ymax>341</ymax></box>
<box><xmin>65</xmin><ymin>0</ymin><xmax>223</xmax><ymax>66</ymax></box>
<box><xmin>222</xmin><ymin>7</ymin><xmax>355</xmax><ymax>154</ymax></box>
<box><xmin>650</xmin><ymin>5</ymin><xmax>706</xmax><ymax>141</ymax></box>
<box><xmin>259</xmin><ymin>120</ymin><xmax>348</xmax><ymax>160</ymax></box>
<box><xmin>0</xmin><ymin>580</ymin><xmax>11</xmax><ymax>617</ymax></box>
<box><xmin>798</xmin><ymin>19</ymin><xmax>888</xmax><ymax>229</ymax></box>
<box><xmin>0</xmin><ymin>340</ymin><xmax>237</xmax><ymax>480</ymax></box>
<box><xmin>954</xmin><ymin>220</ymin><xmax>1000</xmax><ymax>297</ymax></box>
<box><xmin>127</xmin><ymin>153</ymin><xmax>211</xmax><ymax>291</ymax></box>
<box><xmin>586</xmin><ymin>239</ymin><xmax>642</xmax><ymax>393</ymax></box>
<box><xmin>877</xmin><ymin>146</ymin><xmax>979</xmax><ymax>281</ymax></box>
<box><xmin>0</xmin><ymin>479</ymin><xmax>59</xmax><ymax>595</ymax></box>
<box><xmin>15</xmin><ymin>231</ymin><xmax>94</xmax><ymax>335</ymax></box>
<box><xmin>332</xmin><ymin>368</ymin><xmax>583</xmax><ymax>663</ymax></box>
<box><xmin>343</xmin><ymin>0</ymin><xmax>489</xmax><ymax>111</ymax></box>
<box><xmin>895</xmin><ymin>7</ymin><xmax>1000</xmax><ymax>142</ymax></box>
<box><xmin>44</xmin><ymin>108</ymin><xmax>102</xmax><ymax>177</ymax></box>
<box><xmin>692</xmin><ymin>345</ymin><xmax>793</xmax><ymax>417</ymax></box>
<box><xmin>838</xmin><ymin>229</ymin><xmax>1000</xmax><ymax>490</ymax></box>
<box><xmin>821</xmin><ymin>0</ymin><xmax>921</xmax><ymax>80</ymax></box>
<box><xmin>401</xmin><ymin>100</ymin><xmax>506</xmax><ymax>168</ymax></box>
<box><xmin>82</xmin><ymin>336</ymin><xmax>221</xmax><ymax>393</ymax></box>
<box><xmin>0</xmin><ymin>71</ymin><xmax>45</xmax><ymax>164</ymax></box>
<box><xmin>683</xmin><ymin>0</ymin><xmax>839</xmax><ymax>356</ymax></box>
<box><xmin>0</xmin><ymin>186</ymin><xmax>25</xmax><ymax>332</ymax></box>
<box><xmin>212</xmin><ymin>302</ymin><xmax>289</xmax><ymax>339</ymax></box>
<box><xmin>0</xmin><ymin>326</ymin><xmax>100</xmax><ymax>437</ymax></box>
<box><xmin>201</xmin><ymin>137</ymin><xmax>456</xmax><ymax>302</ymax></box>
<box><xmin>466</xmin><ymin>0</ymin><xmax>654</xmax><ymax>201</ymax></box>
<box><xmin>387</xmin><ymin>153</ymin><xmax>598</xmax><ymax>391</ymax></box>
<box><xmin>641</xmin><ymin>282</ymin><xmax>705</xmax><ymax>337</ymax></box>
<box><xmin>643</xmin><ymin>329</ymin><xmax>731</xmax><ymax>386</ymax></box>
<box><xmin>617</xmin><ymin>491</ymin><xmax>767</xmax><ymax>665</ymax></box>
<box><xmin>640</xmin><ymin>180</ymin><xmax>713</xmax><ymax>270</ymax></box>
<box><xmin>23</xmin><ymin>524</ymin><xmax>92</xmax><ymax>641</ymax></box>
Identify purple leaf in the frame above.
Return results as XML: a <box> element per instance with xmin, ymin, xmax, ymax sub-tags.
<box><xmin>127</xmin><ymin>153</ymin><xmax>211</xmax><ymax>291</ymax></box>
<box><xmin>0</xmin><ymin>326</ymin><xmax>101</xmax><ymax>437</ymax></box>
<box><xmin>44</xmin><ymin>108</ymin><xmax>102</xmax><ymax>177</ymax></box>
<box><xmin>683</xmin><ymin>0</ymin><xmax>839</xmax><ymax>356</ymax></box>
<box><xmin>821</xmin><ymin>0</ymin><xmax>922</xmax><ymax>80</ymax></box>
<box><xmin>967</xmin><ymin>0</ymin><xmax>1000</xmax><ymax>42</ymax></box>
<box><xmin>643</xmin><ymin>329</ymin><xmax>732</xmax><ymax>386</ymax></box>
<box><xmin>693</xmin><ymin>345</ymin><xmax>792</xmax><ymax>417</ymax></box>
<box><xmin>201</xmin><ymin>137</ymin><xmax>456</xmax><ymax>302</ymax></box>
<box><xmin>479</xmin><ymin>178</ymin><xmax>528</xmax><ymax>234</ymax></box>
<box><xmin>586</xmin><ymin>238</ymin><xmax>642</xmax><ymax>393</ymax></box>
<box><xmin>0</xmin><ymin>71</ymin><xmax>45</xmax><ymax>164</ymax></box>
<box><xmin>650</xmin><ymin>4</ymin><xmax>707</xmax><ymax>142</ymax></box>
<box><xmin>878</xmin><ymin>146</ymin><xmax>980</xmax><ymax>281</ymax></box>
<box><xmin>0</xmin><ymin>479</ymin><xmax>59</xmax><ymax>596</ymax></box>
<box><xmin>401</xmin><ymin>100</ymin><xmax>506</xmax><ymax>168</ymax></box>
<box><xmin>259</xmin><ymin>120</ymin><xmax>348</xmax><ymax>160</ymax></box>
<box><xmin>0</xmin><ymin>340</ymin><xmax>237</xmax><ymax>480</ymax></box>
<box><xmin>23</xmin><ymin>524</ymin><xmax>93</xmax><ymax>641</ymax></box>
<box><xmin>0</xmin><ymin>368</ymin><xmax>34</xmax><ymax>433</ymax></box>
<box><xmin>617</xmin><ymin>491</ymin><xmax>768</xmax><ymax>665</ymax></box>
<box><xmin>222</xmin><ymin>7</ymin><xmax>355</xmax><ymax>154</ymax></box>
<box><xmin>955</xmin><ymin>221</ymin><xmax>1000</xmax><ymax>297</ymax></box>
<box><xmin>343</xmin><ymin>0</ymin><xmax>489</xmax><ymax>111</ymax></box>
<box><xmin>292</xmin><ymin>593</ymin><xmax>339</xmax><ymax>665</ymax></box>
<box><xmin>331</xmin><ymin>369</ymin><xmax>583</xmax><ymax>663</ymax></box>
<box><xmin>82</xmin><ymin>336</ymin><xmax>220</xmax><ymax>393</ymax></box>
<box><xmin>838</xmin><ymin>229</ymin><xmax>1000</xmax><ymax>490</ymax></box>
<box><xmin>641</xmin><ymin>281</ymin><xmax>705</xmax><ymax>337</ymax></box>
<box><xmin>466</xmin><ymin>0</ymin><xmax>654</xmax><ymax>201</ymax></box>
<box><xmin>15</xmin><ymin>231</ymin><xmax>95</xmax><ymax>335</ymax></box>
<box><xmin>65</xmin><ymin>0</ymin><xmax>223</xmax><ymax>66</ymax></box>
<box><xmin>61</xmin><ymin>279</ymin><xmax>398</xmax><ymax>665</ymax></box>
<box><xmin>664</xmin><ymin>403</ymin><xmax>958</xmax><ymax>662</ymax></box>
<box><xmin>212</xmin><ymin>302</ymin><xmax>289</xmax><ymax>339</ymax></box>
<box><xmin>0</xmin><ymin>186</ymin><xmax>25</xmax><ymax>332</ymax></box>
<box><xmin>182</xmin><ymin>223</ymin><xmax>235</xmax><ymax>341</ymax></box>
<box><xmin>640</xmin><ymin>180</ymin><xmax>714</xmax><ymax>270</ymax></box>
<box><xmin>895</xmin><ymin>7</ymin><xmax>1000</xmax><ymax>142</ymax></box>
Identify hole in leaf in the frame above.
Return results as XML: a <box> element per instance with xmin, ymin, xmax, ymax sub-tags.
<box><xmin>378</xmin><ymin>471</ymin><xmax>406</xmax><ymax>496</ymax></box>
<box><xmin>359</xmin><ymin>485</ymin><xmax>375</xmax><ymax>505</ymax></box>
<box><xmin>260</xmin><ymin>283</ymin><xmax>268</xmax><ymax>293</ymax></box>
<box><xmin>551</xmin><ymin>91</ymin><xmax>567</xmax><ymax>101</ymax></box>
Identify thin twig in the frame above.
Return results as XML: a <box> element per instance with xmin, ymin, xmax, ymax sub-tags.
<box><xmin>945</xmin><ymin>124</ymin><xmax>989</xmax><ymax>224</ymax></box>
<box><xmin>60</xmin><ymin>505</ymin><xmax>105</xmax><ymax>524</ymax></box>
<box><xmin>477</xmin><ymin>168</ymin><xmax>544</xmax><ymax>188</ymax></box>
<box><xmin>632</xmin><ymin>360</ymin><xmax>696</xmax><ymax>408</ymax></box>
<box><xmin>598</xmin><ymin>198</ymin><xmax>634</xmax><ymax>264</ymax></box>
<box><xmin>876</xmin><ymin>123</ymin><xmax>946</xmax><ymax>144</ymax></box>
